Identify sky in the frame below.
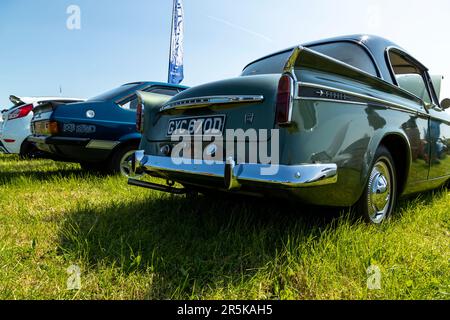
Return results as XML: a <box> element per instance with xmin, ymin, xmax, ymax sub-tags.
<box><xmin>1</xmin><ymin>0</ymin><xmax>450</xmax><ymax>108</ymax></box>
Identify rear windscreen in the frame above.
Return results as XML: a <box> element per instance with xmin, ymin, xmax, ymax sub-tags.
<box><xmin>309</xmin><ymin>42</ymin><xmax>378</xmax><ymax>76</ymax></box>
<box><xmin>241</xmin><ymin>50</ymin><xmax>293</xmax><ymax>76</ymax></box>
<box><xmin>88</xmin><ymin>84</ymin><xmax>139</xmax><ymax>102</ymax></box>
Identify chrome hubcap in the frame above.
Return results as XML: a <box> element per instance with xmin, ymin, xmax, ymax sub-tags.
<box><xmin>120</xmin><ymin>150</ymin><xmax>140</xmax><ymax>178</ymax></box>
<box><xmin>367</xmin><ymin>160</ymin><xmax>392</xmax><ymax>224</ymax></box>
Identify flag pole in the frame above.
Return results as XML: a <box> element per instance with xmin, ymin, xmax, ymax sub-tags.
<box><xmin>168</xmin><ymin>0</ymin><xmax>176</xmax><ymax>83</ymax></box>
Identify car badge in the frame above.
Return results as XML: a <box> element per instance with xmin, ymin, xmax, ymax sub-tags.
<box><xmin>245</xmin><ymin>113</ymin><xmax>255</xmax><ymax>124</ymax></box>
<box><xmin>86</xmin><ymin>110</ymin><xmax>96</xmax><ymax>118</ymax></box>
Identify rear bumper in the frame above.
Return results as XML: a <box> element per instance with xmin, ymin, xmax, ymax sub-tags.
<box><xmin>28</xmin><ymin>135</ymin><xmax>90</xmax><ymax>146</ymax></box>
<box><xmin>27</xmin><ymin>136</ymin><xmax>116</xmax><ymax>163</ymax></box>
<box><xmin>130</xmin><ymin>150</ymin><xmax>338</xmax><ymax>190</ymax></box>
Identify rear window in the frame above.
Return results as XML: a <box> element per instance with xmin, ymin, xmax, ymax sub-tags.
<box><xmin>241</xmin><ymin>42</ymin><xmax>378</xmax><ymax>77</ymax></box>
<box><xmin>309</xmin><ymin>42</ymin><xmax>378</xmax><ymax>76</ymax></box>
<box><xmin>88</xmin><ymin>84</ymin><xmax>139</xmax><ymax>102</ymax></box>
<box><xmin>241</xmin><ymin>50</ymin><xmax>293</xmax><ymax>76</ymax></box>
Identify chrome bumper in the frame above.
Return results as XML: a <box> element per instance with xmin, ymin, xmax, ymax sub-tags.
<box><xmin>131</xmin><ymin>150</ymin><xmax>338</xmax><ymax>191</ymax></box>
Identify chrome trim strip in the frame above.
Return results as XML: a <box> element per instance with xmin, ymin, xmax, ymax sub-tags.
<box><xmin>298</xmin><ymin>97</ymin><xmax>369</xmax><ymax>106</ymax></box>
<box><xmin>86</xmin><ymin>140</ymin><xmax>120</xmax><ymax>150</ymax></box>
<box><xmin>132</xmin><ymin>151</ymin><xmax>338</xmax><ymax>188</ymax></box>
<box><xmin>297</xmin><ymin>82</ymin><xmax>428</xmax><ymax>117</ymax></box>
<box><xmin>159</xmin><ymin>95</ymin><xmax>265</xmax><ymax>112</ymax></box>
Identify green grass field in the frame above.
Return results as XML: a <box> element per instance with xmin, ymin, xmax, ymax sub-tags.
<box><xmin>0</xmin><ymin>154</ymin><xmax>448</xmax><ymax>300</ymax></box>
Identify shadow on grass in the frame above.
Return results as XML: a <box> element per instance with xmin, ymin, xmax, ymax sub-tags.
<box><xmin>57</xmin><ymin>193</ymin><xmax>347</xmax><ymax>299</ymax></box>
<box><xmin>56</xmin><ymin>185</ymin><xmax>447</xmax><ymax>299</ymax></box>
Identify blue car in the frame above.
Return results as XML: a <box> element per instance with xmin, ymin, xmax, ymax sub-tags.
<box><xmin>29</xmin><ymin>82</ymin><xmax>187</xmax><ymax>175</ymax></box>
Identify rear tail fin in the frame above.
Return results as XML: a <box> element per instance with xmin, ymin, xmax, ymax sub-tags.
<box><xmin>136</xmin><ymin>91</ymin><xmax>174</xmax><ymax>133</ymax></box>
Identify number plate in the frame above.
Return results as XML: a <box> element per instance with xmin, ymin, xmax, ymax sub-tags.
<box><xmin>166</xmin><ymin>115</ymin><xmax>226</xmax><ymax>137</ymax></box>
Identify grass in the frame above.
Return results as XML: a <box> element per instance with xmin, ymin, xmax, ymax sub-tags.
<box><xmin>0</xmin><ymin>153</ymin><xmax>448</xmax><ymax>300</ymax></box>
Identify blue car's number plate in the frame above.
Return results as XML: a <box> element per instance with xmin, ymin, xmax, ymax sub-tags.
<box><xmin>167</xmin><ymin>115</ymin><xmax>226</xmax><ymax>136</ymax></box>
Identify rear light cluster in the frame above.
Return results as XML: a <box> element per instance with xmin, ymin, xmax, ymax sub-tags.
<box><xmin>8</xmin><ymin>104</ymin><xmax>33</xmax><ymax>120</ymax></box>
<box><xmin>136</xmin><ymin>98</ymin><xmax>145</xmax><ymax>133</ymax></box>
<box><xmin>46</xmin><ymin>121</ymin><xmax>59</xmax><ymax>135</ymax></box>
<box><xmin>32</xmin><ymin>120</ymin><xmax>59</xmax><ymax>135</ymax></box>
<box><xmin>275</xmin><ymin>74</ymin><xmax>294</xmax><ymax>126</ymax></box>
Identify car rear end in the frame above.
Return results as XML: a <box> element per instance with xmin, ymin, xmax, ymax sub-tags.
<box><xmin>28</xmin><ymin>101</ymin><xmax>107</xmax><ymax>162</ymax></box>
<box><xmin>130</xmin><ymin>49</ymin><xmax>338</xmax><ymax>197</ymax></box>
<box><xmin>0</xmin><ymin>99</ymin><xmax>34</xmax><ymax>154</ymax></box>
<box><xmin>1</xmin><ymin>96</ymin><xmax>83</xmax><ymax>156</ymax></box>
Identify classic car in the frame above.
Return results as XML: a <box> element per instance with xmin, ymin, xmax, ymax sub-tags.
<box><xmin>129</xmin><ymin>35</ymin><xmax>450</xmax><ymax>224</ymax></box>
<box><xmin>28</xmin><ymin>82</ymin><xmax>187</xmax><ymax>175</ymax></box>
<box><xmin>0</xmin><ymin>96</ymin><xmax>83</xmax><ymax>157</ymax></box>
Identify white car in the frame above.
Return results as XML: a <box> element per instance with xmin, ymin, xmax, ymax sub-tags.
<box><xmin>0</xmin><ymin>95</ymin><xmax>83</xmax><ymax>156</ymax></box>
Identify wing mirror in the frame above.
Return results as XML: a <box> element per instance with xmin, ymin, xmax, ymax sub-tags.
<box><xmin>441</xmin><ymin>99</ymin><xmax>450</xmax><ymax>110</ymax></box>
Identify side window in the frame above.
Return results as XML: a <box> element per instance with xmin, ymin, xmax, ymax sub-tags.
<box><xmin>388</xmin><ymin>50</ymin><xmax>432</xmax><ymax>105</ymax></box>
<box><xmin>118</xmin><ymin>95</ymin><xmax>138</xmax><ymax>110</ymax></box>
<box><xmin>309</xmin><ymin>42</ymin><xmax>378</xmax><ymax>76</ymax></box>
<box><xmin>145</xmin><ymin>87</ymin><xmax>180</xmax><ymax>96</ymax></box>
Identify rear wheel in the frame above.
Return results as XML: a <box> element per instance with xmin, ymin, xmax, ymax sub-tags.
<box><xmin>356</xmin><ymin>146</ymin><xmax>397</xmax><ymax>224</ymax></box>
<box><xmin>108</xmin><ymin>143</ymin><xmax>139</xmax><ymax>177</ymax></box>
<box><xmin>19</xmin><ymin>141</ymin><xmax>40</xmax><ymax>159</ymax></box>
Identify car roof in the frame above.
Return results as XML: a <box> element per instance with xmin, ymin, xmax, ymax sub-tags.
<box><xmin>122</xmin><ymin>81</ymin><xmax>189</xmax><ymax>90</ymax></box>
<box><xmin>302</xmin><ymin>34</ymin><xmax>402</xmax><ymax>52</ymax></box>
<box><xmin>242</xmin><ymin>34</ymin><xmax>424</xmax><ymax>84</ymax></box>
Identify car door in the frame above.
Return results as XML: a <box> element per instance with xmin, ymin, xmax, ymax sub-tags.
<box><xmin>423</xmin><ymin>73</ymin><xmax>450</xmax><ymax>180</ymax></box>
<box><xmin>387</xmin><ymin>49</ymin><xmax>432</xmax><ymax>183</ymax></box>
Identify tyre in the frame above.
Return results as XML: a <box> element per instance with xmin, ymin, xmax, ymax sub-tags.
<box><xmin>108</xmin><ymin>143</ymin><xmax>139</xmax><ymax>177</ymax></box>
<box><xmin>19</xmin><ymin>141</ymin><xmax>40</xmax><ymax>159</ymax></box>
<box><xmin>356</xmin><ymin>145</ymin><xmax>397</xmax><ymax>224</ymax></box>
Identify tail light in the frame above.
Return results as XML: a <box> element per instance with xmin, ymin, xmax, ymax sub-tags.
<box><xmin>8</xmin><ymin>104</ymin><xmax>33</xmax><ymax>120</ymax></box>
<box><xmin>46</xmin><ymin>121</ymin><xmax>59</xmax><ymax>135</ymax></box>
<box><xmin>136</xmin><ymin>99</ymin><xmax>145</xmax><ymax>133</ymax></box>
<box><xmin>32</xmin><ymin>120</ymin><xmax>59</xmax><ymax>135</ymax></box>
<box><xmin>275</xmin><ymin>74</ymin><xmax>294</xmax><ymax>126</ymax></box>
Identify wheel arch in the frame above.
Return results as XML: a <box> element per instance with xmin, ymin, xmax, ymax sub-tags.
<box><xmin>364</xmin><ymin>131</ymin><xmax>412</xmax><ymax>197</ymax></box>
<box><xmin>111</xmin><ymin>134</ymin><xmax>142</xmax><ymax>156</ymax></box>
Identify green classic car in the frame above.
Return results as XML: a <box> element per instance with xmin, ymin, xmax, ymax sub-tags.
<box><xmin>129</xmin><ymin>34</ymin><xmax>450</xmax><ymax>224</ymax></box>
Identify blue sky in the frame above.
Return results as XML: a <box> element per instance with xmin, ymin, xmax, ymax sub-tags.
<box><xmin>1</xmin><ymin>0</ymin><xmax>450</xmax><ymax>107</ymax></box>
